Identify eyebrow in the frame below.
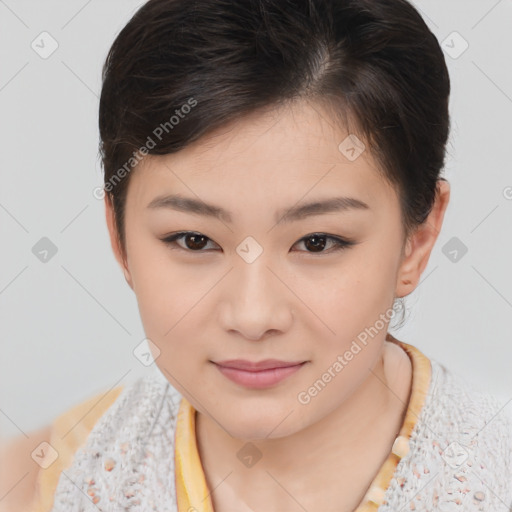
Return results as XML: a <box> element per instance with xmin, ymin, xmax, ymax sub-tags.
<box><xmin>146</xmin><ymin>194</ymin><xmax>370</xmax><ymax>224</ymax></box>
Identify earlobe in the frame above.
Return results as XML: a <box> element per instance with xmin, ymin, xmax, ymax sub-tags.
<box><xmin>395</xmin><ymin>180</ymin><xmax>451</xmax><ymax>298</ymax></box>
<box><xmin>104</xmin><ymin>194</ymin><xmax>134</xmax><ymax>290</ymax></box>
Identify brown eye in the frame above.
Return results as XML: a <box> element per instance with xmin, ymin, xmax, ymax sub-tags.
<box><xmin>162</xmin><ymin>232</ymin><xmax>218</xmax><ymax>251</ymax></box>
<box><xmin>182</xmin><ymin>233</ymin><xmax>208</xmax><ymax>250</ymax></box>
<box><xmin>293</xmin><ymin>233</ymin><xmax>355</xmax><ymax>254</ymax></box>
<box><xmin>303</xmin><ymin>234</ymin><xmax>327</xmax><ymax>252</ymax></box>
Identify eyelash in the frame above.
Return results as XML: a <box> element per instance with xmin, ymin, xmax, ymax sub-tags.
<box><xmin>160</xmin><ymin>231</ymin><xmax>356</xmax><ymax>255</ymax></box>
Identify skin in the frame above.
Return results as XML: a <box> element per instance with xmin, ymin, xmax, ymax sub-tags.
<box><xmin>105</xmin><ymin>99</ymin><xmax>450</xmax><ymax>512</ymax></box>
<box><xmin>0</xmin><ymin>425</ymin><xmax>52</xmax><ymax>512</ymax></box>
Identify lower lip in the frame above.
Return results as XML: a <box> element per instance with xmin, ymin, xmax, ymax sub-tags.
<box><xmin>214</xmin><ymin>362</ymin><xmax>306</xmax><ymax>389</ymax></box>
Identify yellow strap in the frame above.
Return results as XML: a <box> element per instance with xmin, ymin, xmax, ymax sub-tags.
<box><xmin>175</xmin><ymin>397</ymin><xmax>215</xmax><ymax>512</ymax></box>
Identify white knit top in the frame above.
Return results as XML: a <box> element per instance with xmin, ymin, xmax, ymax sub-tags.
<box><xmin>49</xmin><ymin>357</ymin><xmax>512</xmax><ymax>511</ymax></box>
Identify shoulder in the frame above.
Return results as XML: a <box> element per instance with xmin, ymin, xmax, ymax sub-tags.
<box><xmin>49</xmin><ymin>368</ymin><xmax>182</xmax><ymax>511</ymax></box>
<box><xmin>0</xmin><ymin>384</ymin><xmax>125</xmax><ymax>512</ymax></box>
<box><xmin>381</xmin><ymin>359</ymin><xmax>512</xmax><ymax>511</ymax></box>
<box><xmin>435</xmin><ymin>361</ymin><xmax>512</xmax><ymax>465</ymax></box>
<box><xmin>426</xmin><ymin>360</ymin><xmax>512</xmax><ymax>448</ymax></box>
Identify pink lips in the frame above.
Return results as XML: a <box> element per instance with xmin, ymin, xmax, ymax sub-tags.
<box><xmin>213</xmin><ymin>359</ymin><xmax>307</xmax><ymax>389</ymax></box>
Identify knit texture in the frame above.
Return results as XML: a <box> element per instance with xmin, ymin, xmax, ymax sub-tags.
<box><xmin>49</xmin><ymin>360</ymin><xmax>512</xmax><ymax>512</ymax></box>
<box><xmin>379</xmin><ymin>361</ymin><xmax>512</xmax><ymax>511</ymax></box>
<box><xmin>50</xmin><ymin>366</ymin><xmax>180</xmax><ymax>511</ymax></box>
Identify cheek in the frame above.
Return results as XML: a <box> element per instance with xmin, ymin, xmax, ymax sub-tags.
<box><xmin>314</xmin><ymin>249</ymin><xmax>398</xmax><ymax>352</ymax></box>
<box><xmin>133</xmin><ymin>264</ymin><xmax>206</xmax><ymax>388</ymax></box>
<box><xmin>125</xmin><ymin>242</ymin><xmax>219</xmax><ymax>386</ymax></box>
<box><xmin>125</xmin><ymin>241</ymin><xmax>195</xmax><ymax>347</ymax></box>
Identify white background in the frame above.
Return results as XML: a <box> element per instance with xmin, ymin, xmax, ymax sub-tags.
<box><xmin>1</xmin><ymin>0</ymin><xmax>511</xmax><ymax>441</ymax></box>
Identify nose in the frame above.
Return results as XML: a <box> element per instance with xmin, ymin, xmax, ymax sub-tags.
<box><xmin>218</xmin><ymin>257</ymin><xmax>293</xmax><ymax>341</ymax></box>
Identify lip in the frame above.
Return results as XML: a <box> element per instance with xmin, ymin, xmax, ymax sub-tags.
<box><xmin>212</xmin><ymin>359</ymin><xmax>307</xmax><ymax>389</ymax></box>
<box><xmin>214</xmin><ymin>359</ymin><xmax>306</xmax><ymax>371</ymax></box>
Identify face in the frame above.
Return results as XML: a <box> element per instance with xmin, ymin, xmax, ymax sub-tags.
<box><xmin>105</xmin><ymin>100</ymin><xmax>440</xmax><ymax>440</ymax></box>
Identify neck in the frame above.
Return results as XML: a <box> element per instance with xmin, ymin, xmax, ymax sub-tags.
<box><xmin>195</xmin><ymin>339</ymin><xmax>412</xmax><ymax>512</ymax></box>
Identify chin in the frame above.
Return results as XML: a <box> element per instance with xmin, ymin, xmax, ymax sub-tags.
<box><xmin>219</xmin><ymin>408</ymin><xmax>305</xmax><ymax>441</ymax></box>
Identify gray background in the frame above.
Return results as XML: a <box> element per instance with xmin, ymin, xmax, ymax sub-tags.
<box><xmin>1</xmin><ymin>0</ymin><xmax>511</xmax><ymax>441</ymax></box>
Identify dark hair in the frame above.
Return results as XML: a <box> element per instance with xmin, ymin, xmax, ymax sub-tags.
<box><xmin>99</xmin><ymin>0</ymin><xmax>450</xmax><ymax>266</ymax></box>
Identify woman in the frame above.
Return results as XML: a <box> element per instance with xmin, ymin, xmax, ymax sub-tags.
<box><xmin>6</xmin><ymin>0</ymin><xmax>511</xmax><ymax>510</ymax></box>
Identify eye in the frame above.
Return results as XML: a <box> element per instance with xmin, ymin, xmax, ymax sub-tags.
<box><xmin>161</xmin><ymin>231</ymin><xmax>356</xmax><ymax>254</ymax></box>
<box><xmin>161</xmin><ymin>231</ymin><xmax>219</xmax><ymax>252</ymax></box>
<box><xmin>292</xmin><ymin>233</ymin><xmax>356</xmax><ymax>254</ymax></box>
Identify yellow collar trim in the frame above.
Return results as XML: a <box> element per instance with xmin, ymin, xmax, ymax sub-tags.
<box><xmin>174</xmin><ymin>334</ymin><xmax>432</xmax><ymax>512</ymax></box>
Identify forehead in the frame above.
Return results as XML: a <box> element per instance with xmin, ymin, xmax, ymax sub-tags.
<box><xmin>126</xmin><ymin>100</ymin><xmax>398</xmax><ymax>216</ymax></box>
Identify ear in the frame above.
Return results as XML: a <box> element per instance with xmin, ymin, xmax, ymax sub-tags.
<box><xmin>104</xmin><ymin>193</ymin><xmax>134</xmax><ymax>290</ymax></box>
<box><xmin>395</xmin><ymin>179</ymin><xmax>450</xmax><ymax>298</ymax></box>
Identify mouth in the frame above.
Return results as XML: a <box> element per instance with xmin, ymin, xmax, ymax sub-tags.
<box><xmin>211</xmin><ymin>359</ymin><xmax>308</xmax><ymax>389</ymax></box>
<box><xmin>212</xmin><ymin>359</ymin><xmax>307</xmax><ymax>371</ymax></box>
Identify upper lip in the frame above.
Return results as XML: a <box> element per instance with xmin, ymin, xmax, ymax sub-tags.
<box><xmin>213</xmin><ymin>359</ymin><xmax>306</xmax><ymax>371</ymax></box>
